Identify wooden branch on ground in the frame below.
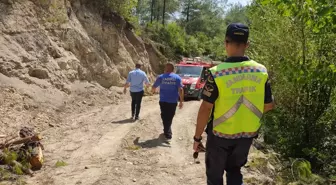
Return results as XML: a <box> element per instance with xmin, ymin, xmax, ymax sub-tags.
<box><xmin>4</xmin><ymin>135</ymin><xmax>18</xmax><ymax>145</ymax></box>
<box><xmin>0</xmin><ymin>135</ymin><xmax>6</xmax><ymax>138</ymax></box>
<box><xmin>0</xmin><ymin>134</ymin><xmax>42</xmax><ymax>149</ymax></box>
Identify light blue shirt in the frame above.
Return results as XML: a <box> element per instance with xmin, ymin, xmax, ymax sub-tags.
<box><xmin>126</xmin><ymin>69</ymin><xmax>149</xmax><ymax>92</ymax></box>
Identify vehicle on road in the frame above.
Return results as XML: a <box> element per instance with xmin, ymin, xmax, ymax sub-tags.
<box><xmin>176</xmin><ymin>57</ymin><xmax>219</xmax><ymax>100</ymax></box>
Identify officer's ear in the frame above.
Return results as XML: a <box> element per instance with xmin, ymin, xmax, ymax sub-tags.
<box><xmin>245</xmin><ymin>41</ymin><xmax>250</xmax><ymax>49</ymax></box>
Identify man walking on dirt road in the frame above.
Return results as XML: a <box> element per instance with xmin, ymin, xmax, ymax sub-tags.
<box><xmin>152</xmin><ymin>63</ymin><xmax>184</xmax><ymax>142</ymax></box>
<box><xmin>124</xmin><ymin>63</ymin><xmax>150</xmax><ymax>120</ymax></box>
<box><xmin>193</xmin><ymin>23</ymin><xmax>275</xmax><ymax>185</ymax></box>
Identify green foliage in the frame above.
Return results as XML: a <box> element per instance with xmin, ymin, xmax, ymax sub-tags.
<box><xmin>291</xmin><ymin>159</ymin><xmax>326</xmax><ymax>184</ymax></box>
<box><xmin>164</xmin><ymin>22</ymin><xmax>187</xmax><ymax>54</ymax></box>
<box><xmin>13</xmin><ymin>164</ymin><xmax>23</xmax><ymax>175</ymax></box>
<box><xmin>224</xmin><ymin>4</ymin><xmax>249</xmax><ymax>25</ymax></box>
<box><xmin>248</xmin><ymin>0</ymin><xmax>336</xmax><ymax>179</ymax></box>
<box><xmin>144</xmin><ymin>21</ymin><xmax>226</xmax><ymax>59</ymax></box>
<box><xmin>106</xmin><ymin>0</ymin><xmax>138</xmax><ymax>20</ymax></box>
<box><xmin>182</xmin><ymin>1</ymin><xmax>228</xmax><ymax>39</ymax></box>
<box><xmin>55</xmin><ymin>160</ymin><xmax>68</xmax><ymax>167</ymax></box>
<box><xmin>0</xmin><ymin>148</ymin><xmax>33</xmax><ymax>183</ymax></box>
<box><xmin>137</xmin><ymin>0</ymin><xmax>180</xmax><ymax>24</ymax></box>
<box><xmin>3</xmin><ymin>149</ymin><xmax>18</xmax><ymax>164</ymax></box>
<box><xmin>0</xmin><ymin>167</ymin><xmax>12</xmax><ymax>181</ymax></box>
<box><xmin>259</xmin><ymin>0</ymin><xmax>336</xmax><ymax>33</ymax></box>
<box><xmin>292</xmin><ymin>159</ymin><xmax>313</xmax><ymax>182</ymax></box>
<box><xmin>141</xmin><ymin>0</ymin><xmax>232</xmax><ymax>60</ymax></box>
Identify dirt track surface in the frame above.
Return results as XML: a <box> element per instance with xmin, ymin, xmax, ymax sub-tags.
<box><xmin>25</xmin><ymin>95</ymin><xmax>207</xmax><ymax>185</ymax></box>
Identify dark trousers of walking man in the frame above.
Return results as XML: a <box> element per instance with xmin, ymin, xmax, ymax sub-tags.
<box><xmin>131</xmin><ymin>90</ymin><xmax>144</xmax><ymax>119</ymax></box>
<box><xmin>159</xmin><ymin>102</ymin><xmax>177</xmax><ymax>139</ymax></box>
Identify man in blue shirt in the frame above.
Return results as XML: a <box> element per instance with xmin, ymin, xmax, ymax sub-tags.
<box><xmin>124</xmin><ymin>64</ymin><xmax>150</xmax><ymax>120</ymax></box>
<box><xmin>152</xmin><ymin>63</ymin><xmax>184</xmax><ymax>142</ymax></box>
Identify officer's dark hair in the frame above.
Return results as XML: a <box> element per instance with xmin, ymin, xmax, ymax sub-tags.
<box><xmin>166</xmin><ymin>62</ymin><xmax>175</xmax><ymax>72</ymax></box>
<box><xmin>135</xmin><ymin>63</ymin><xmax>141</xmax><ymax>68</ymax></box>
<box><xmin>225</xmin><ymin>36</ymin><xmax>248</xmax><ymax>45</ymax></box>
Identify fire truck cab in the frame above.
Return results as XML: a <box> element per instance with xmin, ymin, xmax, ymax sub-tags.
<box><xmin>175</xmin><ymin>57</ymin><xmax>217</xmax><ymax>100</ymax></box>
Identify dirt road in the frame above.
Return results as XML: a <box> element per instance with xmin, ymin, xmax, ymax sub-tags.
<box><xmin>25</xmin><ymin>95</ymin><xmax>207</xmax><ymax>185</ymax></box>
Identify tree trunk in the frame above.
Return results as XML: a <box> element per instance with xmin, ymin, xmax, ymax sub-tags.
<box><xmin>186</xmin><ymin>0</ymin><xmax>190</xmax><ymax>22</ymax></box>
<box><xmin>299</xmin><ymin>0</ymin><xmax>309</xmax><ymax>145</ymax></box>
<box><xmin>162</xmin><ymin>0</ymin><xmax>166</xmax><ymax>25</ymax></box>
<box><xmin>156</xmin><ymin>0</ymin><xmax>160</xmax><ymax>23</ymax></box>
<box><xmin>136</xmin><ymin>0</ymin><xmax>142</xmax><ymax>20</ymax></box>
<box><xmin>150</xmin><ymin>0</ymin><xmax>154</xmax><ymax>23</ymax></box>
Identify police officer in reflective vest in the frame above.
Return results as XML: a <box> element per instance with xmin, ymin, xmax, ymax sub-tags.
<box><xmin>193</xmin><ymin>23</ymin><xmax>275</xmax><ymax>185</ymax></box>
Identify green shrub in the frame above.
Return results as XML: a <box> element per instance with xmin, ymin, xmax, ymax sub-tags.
<box><xmin>249</xmin><ymin>0</ymin><xmax>336</xmax><ymax>178</ymax></box>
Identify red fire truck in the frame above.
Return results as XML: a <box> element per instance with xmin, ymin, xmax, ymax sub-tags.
<box><xmin>176</xmin><ymin>57</ymin><xmax>219</xmax><ymax>100</ymax></box>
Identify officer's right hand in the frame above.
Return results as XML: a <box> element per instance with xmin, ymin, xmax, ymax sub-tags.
<box><xmin>193</xmin><ymin>141</ymin><xmax>200</xmax><ymax>152</ymax></box>
<box><xmin>179</xmin><ymin>102</ymin><xmax>183</xmax><ymax>109</ymax></box>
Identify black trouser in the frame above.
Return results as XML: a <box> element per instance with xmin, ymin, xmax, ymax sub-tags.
<box><xmin>159</xmin><ymin>102</ymin><xmax>177</xmax><ymax>139</ymax></box>
<box><xmin>206</xmin><ymin>134</ymin><xmax>253</xmax><ymax>185</ymax></box>
<box><xmin>130</xmin><ymin>91</ymin><xmax>144</xmax><ymax>118</ymax></box>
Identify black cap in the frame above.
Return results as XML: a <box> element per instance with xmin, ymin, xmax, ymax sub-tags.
<box><xmin>225</xmin><ymin>23</ymin><xmax>249</xmax><ymax>43</ymax></box>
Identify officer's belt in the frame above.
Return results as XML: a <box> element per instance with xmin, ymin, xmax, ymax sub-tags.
<box><xmin>213</xmin><ymin>95</ymin><xmax>263</xmax><ymax>127</ymax></box>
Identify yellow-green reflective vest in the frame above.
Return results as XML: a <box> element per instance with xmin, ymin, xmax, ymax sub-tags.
<box><xmin>209</xmin><ymin>60</ymin><xmax>268</xmax><ymax>139</ymax></box>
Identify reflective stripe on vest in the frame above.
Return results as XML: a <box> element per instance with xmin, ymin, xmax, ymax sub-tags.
<box><xmin>213</xmin><ymin>130</ymin><xmax>258</xmax><ymax>139</ymax></box>
<box><xmin>213</xmin><ymin>95</ymin><xmax>263</xmax><ymax>128</ymax></box>
<box><xmin>213</xmin><ymin>66</ymin><xmax>267</xmax><ymax>78</ymax></box>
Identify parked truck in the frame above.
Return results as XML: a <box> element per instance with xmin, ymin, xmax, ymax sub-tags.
<box><xmin>176</xmin><ymin>57</ymin><xmax>219</xmax><ymax>100</ymax></box>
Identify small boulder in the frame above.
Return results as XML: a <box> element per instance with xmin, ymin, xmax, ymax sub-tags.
<box><xmin>28</xmin><ymin>68</ymin><xmax>49</xmax><ymax>79</ymax></box>
<box><xmin>48</xmin><ymin>46</ymin><xmax>62</xmax><ymax>59</ymax></box>
<box><xmin>58</xmin><ymin>61</ymin><xmax>69</xmax><ymax>70</ymax></box>
<box><xmin>23</xmin><ymin>104</ymin><xmax>30</xmax><ymax>110</ymax></box>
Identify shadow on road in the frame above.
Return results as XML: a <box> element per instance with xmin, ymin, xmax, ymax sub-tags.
<box><xmin>111</xmin><ymin>118</ymin><xmax>136</xmax><ymax>124</ymax></box>
<box><xmin>184</xmin><ymin>98</ymin><xmax>200</xmax><ymax>102</ymax></box>
<box><xmin>133</xmin><ymin>136</ymin><xmax>170</xmax><ymax>148</ymax></box>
